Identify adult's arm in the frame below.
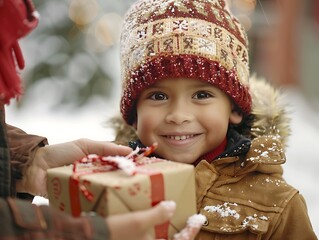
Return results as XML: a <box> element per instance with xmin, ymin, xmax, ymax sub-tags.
<box><xmin>0</xmin><ymin>198</ymin><xmax>189</xmax><ymax>240</ymax></box>
<box><xmin>0</xmin><ymin>197</ymin><xmax>108</xmax><ymax>240</ymax></box>
<box><xmin>7</xmin><ymin>124</ymin><xmax>48</xmax><ymax>171</ymax></box>
<box><xmin>6</xmin><ymin>124</ymin><xmax>48</xmax><ymax>196</ymax></box>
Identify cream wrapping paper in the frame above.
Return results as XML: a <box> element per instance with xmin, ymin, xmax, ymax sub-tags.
<box><xmin>47</xmin><ymin>158</ymin><xmax>196</xmax><ymax>239</ymax></box>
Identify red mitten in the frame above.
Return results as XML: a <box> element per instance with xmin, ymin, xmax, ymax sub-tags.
<box><xmin>0</xmin><ymin>0</ymin><xmax>39</xmax><ymax>104</ymax></box>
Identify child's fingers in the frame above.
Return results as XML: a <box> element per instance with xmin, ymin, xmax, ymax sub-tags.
<box><xmin>106</xmin><ymin>201</ymin><xmax>176</xmax><ymax>240</ymax></box>
<box><xmin>142</xmin><ymin>200</ymin><xmax>176</xmax><ymax>227</ymax></box>
<box><xmin>172</xmin><ymin>214</ymin><xmax>206</xmax><ymax>240</ymax></box>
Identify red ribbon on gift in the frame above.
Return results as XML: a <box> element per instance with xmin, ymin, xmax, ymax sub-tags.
<box><xmin>69</xmin><ymin>143</ymin><xmax>169</xmax><ymax>238</ymax></box>
<box><xmin>150</xmin><ymin>173</ymin><xmax>169</xmax><ymax>238</ymax></box>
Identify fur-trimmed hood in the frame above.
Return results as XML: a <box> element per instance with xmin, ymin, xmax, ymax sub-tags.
<box><xmin>110</xmin><ymin>75</ymin><xmax>291</xmax><ymax>149</ymax></box>
<box><xmin>249</xmin><ymin>75</ymin><xmax>290</xmax><ymax>148</ymax></box>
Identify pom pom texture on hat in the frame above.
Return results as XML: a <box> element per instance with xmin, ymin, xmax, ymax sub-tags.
<box><xmin>120</xmin><ymin>0</ymin><xmax>251</xmax><ymax>125</ymax></box>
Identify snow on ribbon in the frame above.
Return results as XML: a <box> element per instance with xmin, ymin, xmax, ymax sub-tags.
<box><xmin>71</xmin><ymin>143</ymin><xmax>158</xmax><ymax>202</ymax></box>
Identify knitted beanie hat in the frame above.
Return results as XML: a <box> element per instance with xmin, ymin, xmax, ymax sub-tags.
<box><xmin>120</xmin><ymin>0</ymin><xmax>251</xmax><ymax>125</ymax></box>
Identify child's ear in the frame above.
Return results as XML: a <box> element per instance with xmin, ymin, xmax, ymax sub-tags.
<box><xmin>229</xmin><ymin>108</ymin><xmax>243</xmax><ymax>124</ymax></box>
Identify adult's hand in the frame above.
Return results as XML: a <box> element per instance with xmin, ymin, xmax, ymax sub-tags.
<box><xmin>16</xmin><ymin>139</ymin><xmax>132</xmax><ymax>197</ymax></box>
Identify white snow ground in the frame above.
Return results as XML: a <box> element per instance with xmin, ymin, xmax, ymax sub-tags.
<box><xmin>5</xmin><ymin>89</ymin><xmax>319</xmax><ymax>236</ymax></box>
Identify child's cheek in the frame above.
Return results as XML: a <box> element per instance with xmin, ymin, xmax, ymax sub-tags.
<box><xmin>136</xmin><ymin>117</ymin><xmax>154</xmax><ymax>144</ymax></box>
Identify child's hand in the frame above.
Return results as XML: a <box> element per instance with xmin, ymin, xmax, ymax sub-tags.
<box><xmin>171</xmin><ymin>214</ymin><xmax>206</xmax><ymax>240</ymax></box>
<box><xmin>106</xmin><ymin>201</ymin><xmax>205</xmax><ymax>240</ymax></box>
<box><xmin>106</xmin><ymin>201</ymin><xmax>176</xmax><ymax>240</ymax></box>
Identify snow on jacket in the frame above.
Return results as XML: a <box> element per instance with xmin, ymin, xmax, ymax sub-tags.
<box><xmin>111</xmin><ymin>76</ymin><xmax>318</xmax><ymax>240</ymax></box>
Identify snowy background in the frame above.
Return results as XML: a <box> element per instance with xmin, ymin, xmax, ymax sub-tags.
<box><xmin>4</xmin><ymin>0</ymin><xmax>319</xmax><ymax>236</ymax></box>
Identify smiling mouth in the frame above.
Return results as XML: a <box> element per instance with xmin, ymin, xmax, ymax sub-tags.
<box><xmin>164</xmin><ymin>134</ymin><xmax>197</xmax><ymax>141</ymax></box>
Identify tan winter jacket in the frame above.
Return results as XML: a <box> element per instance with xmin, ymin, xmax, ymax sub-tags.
<box><xmin>111</xmin><ymin>76</ymin><xmax>317</xmax><ymax>240</ymax></box>
<box><xmin>195</xmin><ymin>136</ymin><xmax>315</xmax><ymax>239</ymax></box>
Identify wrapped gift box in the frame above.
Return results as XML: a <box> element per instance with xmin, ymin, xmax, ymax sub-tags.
<box><xmin>47</xmin><ymin>155</ymin><xmax>196</xmax><ymax>239</ymax></box>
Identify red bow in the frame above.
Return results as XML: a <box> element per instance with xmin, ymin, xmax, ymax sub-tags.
<box><xmin>72</xmin><ymin>143</ymin><xmax>158</xmax><ymax>202</ymax></box>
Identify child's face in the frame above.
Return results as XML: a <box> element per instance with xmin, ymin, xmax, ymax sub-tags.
<box><xmin>136</xmin><ymin>77</ymin><xmax>242</xmax><ymax>164</ymax></box>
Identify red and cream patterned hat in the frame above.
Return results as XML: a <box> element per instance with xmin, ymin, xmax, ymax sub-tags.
<box><xmin>120</xmin><ymin>0</ymin><xmax>251</xmax><ymax>125</ymax></box>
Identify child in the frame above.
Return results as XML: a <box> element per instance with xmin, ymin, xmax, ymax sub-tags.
<box><xmin>114</xmin><ymin>0</ymin><xmax>317</xmax><ymax>239</ymax></box>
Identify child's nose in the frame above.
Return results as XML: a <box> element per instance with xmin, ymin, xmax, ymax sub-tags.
<box><xmin>165</xmin><ymin>101</ymin><xmax>194</xmax><ymax>125</ymax></box>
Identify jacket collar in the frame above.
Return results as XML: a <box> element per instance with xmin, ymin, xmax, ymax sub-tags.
<box><xmin>209</xmin><ymin>135</ymin><xmax>286</xmax><ymax>177</ymax></box>
<box><xmin>128</xmin><ymin>129</ymin><xmax>286</xmax><ymax>177</ymax></box>
<box><xmin>219</xmin><ymin>128</ymin><xmax>251</xmax><ymax>159</ymax></box>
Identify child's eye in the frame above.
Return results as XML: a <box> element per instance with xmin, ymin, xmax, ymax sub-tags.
<box><xmin>193</xmin><ymin>91</ymin><xmax>213</xmax><ymax>99</ymax></box>
<box><xmin>149</xmin><ymin>92</ymin><xmax>168</xmax><ymax>100</ymax></box>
